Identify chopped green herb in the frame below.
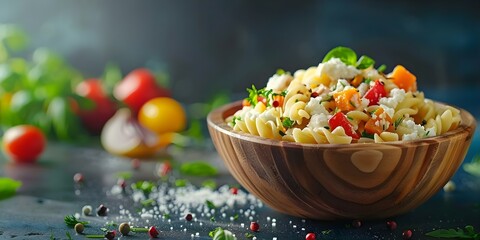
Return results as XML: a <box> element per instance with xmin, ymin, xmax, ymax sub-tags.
<box><xmin>421</xmin><ymin>119</ymin><xmax>427</xmax><ymax>126</ymax></box>
<box><xmin>356</xmin><ymin>55</ymin><xmax>375</xmax><ymax>69</ymax></box>
<box><xmin>276</xmin><ymin>68</ymin><xmax>286</xmax><ymax>75</ymax></box>
<box><xmin>322</xmin><ymin>229</ymin><xmax>333</xmax><ymax>235</ymax></box>
<box><xmin>394</xmin><ymin>116</ymin><xmax>404</xmax><ymax>129</ymax></box>
<box><xmin>245</xmin><ymin>232</ymin><xmax>255</xmax><ymax>239</ymax></box>
<box><xmin>349</xmin><ymin>100</ymin><xmax>356</xmax><ymax>108</ymax></box>
<box><xmin>280</xmin><ymin>90</ymin><xmax>288</xmax><ymax>97</ymax></box>
<box><xmin>425</xmin><ymin>225</ymin><xmax>480</xmax><ymax>239</ymax></box>
<box><xmin>115</xmin><ymin>171</ymin><xmax>132</xmax><ymax>180</ymax></box>
<box><xmin>363</xmin><ymin>78</ymin><xmax>372</xmax><ymax>84</ymax></box>
<box><xmin>324</xmin><ymin>126</ymin><xmax>330</xmax><ymax>130</ymax></box>
<box><xmin>202</xmin><ymin>179</ymin><xmax>217</xmax><ymax>189</ymax></box>
<box><xmin>321</xmin><ymin>95</ymin><xmax>333</xmax><ymax>103</ymax></box>
<box><xmin>66</xmin><ymin>231</ymin><xmax>72</xmax><ymax>240</ymax></box>
<box><xmin>282</xmin><ymin>117</ymin><xmax>294</xmax><ymax>128</ymax></box>
<box><xmin>347</xmin><ymin>116</ymin><xmax>354</xmax><ymax>121</ymax></box>
<box><xmin>231</xmin><ymin>116</ymin><xmax>241</xmax><ymax>126</ymax></box>
<box><xmin>64</xmin><ymin>215</ymin><xmax>89</xmax><ymax>228</ymax></box>
<box><xmin>131</xmin><ymin>227</ymin><xmax>149</xmax><ymax>233</ymax></box>
<box><xmin>232</xmin><ymin>214</ymin><xmax>239</xmax><ymax>221</ymax></box>
<box><xmin>464</xmin><ymin>155</ymin><xmax>480</xmax><ymax>177</ymax></box>
<box><xmin>246</xmin><ymin>85</ymin><xmax>260</xmax><ymax>106</ymax></box>
<box><xmin>279</xmin><ymin>130</ymin><xmax>286</xmax><ymax>137</ymax></box>
<box><xmin>131</xmin><ymin>181</ymin><xmax>156</xmax><ymax>196</ymax></box>
<box><xmin>0</xmin><ymin>177</ymin><xmax>21</xmax><ymax>200</ymax></box>
<box><xmin>180</xmin><ymin>161</ymin><xmax>218</xmax><ymax>177</ymax></box>
<box><xmin>175</xmin><ymin>179</ymin><xmax>188</xmax><ymax>187</ymax></box>
<box><xmin>210</xmin><ymin>216</ymin><xmax>216</xmax><ymax>222</ymax></box>
<box><xmin>163</xmin><ymin>213</ymin><xmax>171</xmax><ymax>219</ymax></box>
<box><xmin>361</xmin><ymin>132</ymin><xmax>375</xmax><ymax>139</ymax></box>
<box><xmin>100</xmin><ymin>227</ymin><xmax>107</xmax><ymax>232</ymax></box>
<box><xmin>425</xmin><ymin>130</ymin><xmax>430</xmax><ymax>136</ymax></box>
<box><xmin>140</xmin><ymin>198</ymin><xmax>155</xmax><ymax>207</ymax></box>
<box><xmin>205</xmin><ymin>200</ymin><xmax>216</xmax><ymax>209</ymax></box>
<box><xmin>377</xmin><ymin>64</ymin><xmax>387</xmax><ymax>73</ymax></box>
<box><xmin>340</xmin><ymin>81</ymin><xmax>347</xmax><ymax>87</ymax></box>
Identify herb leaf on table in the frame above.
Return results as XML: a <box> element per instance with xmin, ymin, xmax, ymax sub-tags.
<box><xmin>64</xmin><ymin>215</ymin><xmax>89</xmax><ymax>228</ymax></box>
<box><xmin>425</xmin><ymin>225</ymin><xmax>480</xmax><ymax>239</ymax></box>
<box><xmin>0</xmin><ymin>177</ymin><xmax>21</xmax><ymax>200</ymax></box>
<box><xmin>463</xmin><ymin>155</ymin><xmax>480</xmax><ymax>177</ymax></box>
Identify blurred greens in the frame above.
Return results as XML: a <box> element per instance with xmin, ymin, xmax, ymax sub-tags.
<box><xmin>0</xmin><ymin>24</ymin><xmax>88</xmax><ymax>140</ymax></box>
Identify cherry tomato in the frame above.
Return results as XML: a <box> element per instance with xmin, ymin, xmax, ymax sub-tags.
<box><xmin>363</xmin><ymin>80</ymin><xmax>387</xmax><ymax>106</ymax></box>
<box><xmin>113</xmin><ymin>68</ymin><xmax>171</xmax><ymax>115</ymax></box>
<box><xmin>75</xmin><ymin>79</ymin><xmax>117</xmax><ymax>134</ymax></box>
<box><xmin>2</xmin><ymin>125</ymin><xmax>46</xmax><ymax>163</ymax></box>
<box><xmin>138</xmin><ymin>97</ymin><xmax>186</xmax><ymax>134</ymax></box>
<box><xmin>328</xmin><ymin>112</ymin><xmax>360</xmax><ymax>139</ymax></box>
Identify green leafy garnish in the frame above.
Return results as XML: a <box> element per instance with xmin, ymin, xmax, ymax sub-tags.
<box><xmin>245</xmin><ymin>232</ymin><xmax>255</xmax><ymax>239</ymax></box>
<box><xmin>394</xmin><ymin>116</ymin><xmax>404</xmax><ymax>129</ymax></box>
<box><xmin>276</xmin><ymin>68</ymin><xmax>286</xmax><ymax>75</ymax></box>
<box><xmin>131</xmin><ymin>181</ymin><xmax>156</xmax><ymax>197</ymax></box>
<box><xmin>206</xmin><ymin>200</ymin><xmax>216</xmax><ymax>209</ymax></box>
<box><xmin>210</xmin><ymin>216</ymin><xmax>216</xmax><ymax>222</ymax></box>
<box><xmin>464</xmin><ymin>155</ymin><xmax>480</xmax><ymax>177</ymax></box>
<box><xmin>202</xmin><ymin>179</ymin><xmax>217</xmax><ymax>189</ymax></box>
<box><xmin>323</xmin><ymin>46</ymin><xmax>358</xmax><ymax>66</ymax></box>
<box><xmin>180</xmin><ymin>161</ymin><xmax>218</xmax><ymax>177</ymax></box>
<box><xmin>0</xmin><ymin>177</ymin><xmax>21</xmax><ymax>200</ymax></box>
<box><xmin>175</xmin><ymin>179</ymin><xmax>188</xmax><ymax>187</ymax></box>
<box><xmin>361</xmin><ymin>132</ymin><xmax>375</xmax><ymax>139</ymax></box>
<box><xmin>140</xmin><ymin>198</ymin><xmax>155</xmax><ymax>207</ymax></box>
<box><xmin>66</xmin><ymin>231</ymin><xmax>72</xmax><ymax>240</ymax></box>
<box><xmin>322</xmin><ymin>229</ymin><xmax>333</xmax><ymax>235</ymax></box>
<box><xmin>246</xmin><ymin>85</ymin><xmax>260</xmax><ymax>106</ymax></box>
<box><xmin>64</xmin><ymin>215</ymin><xmax>88</xmax><ymax>228</ymax></box>
<box><xmin>231</xmin><ymin>116</ymin><xmax>241</xmax><ymax>126</ymax></box>
<box><xmin>209</xmin><ymin>227</ymin><xmax>237</xmax><ymax>240</ymax></box>
<box><xmin>425</xmin><ymin>225</ymin><xmax>480</xmax><ymax>239</ymax></box>
<box><xmin>115</xmin><ymin>171</ymin><xmax>132</xmax><ymax>180</ymax></box>
<box><xmin>356</xmin><ymin>55</ymin><xmax>375</xmax><ymax>69</ymax></box>
<box><xmin>282</xmin><ymin>117</ymin><xmax>294</xmax><ymax>128</ymax></box>
<box><xmin>163</xmin><ymin>213</ymin><xmax>171</xmax><ymax>219</ymax></box>
<box><xmin>232</xmin><ymin>214</ymin><xmax>239</xmax><ymax>221</ymax></box>
<box><xmin>377</xmin><ymin>64</ymin><xmax>387</xmax><ymax>73</ymax></box>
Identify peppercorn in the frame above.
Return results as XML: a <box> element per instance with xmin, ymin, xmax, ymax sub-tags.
<box><xmin>386</xmin><ymin>220</ymin><xmax>397</xmax><ymax>231</ymax></box>
<box><xmin>250</xmin><ymin>222</ymin><xmax>260</xmax><ymax>232</ymax></box>
<box><xmin>117</xmin><ymin>178</ymin><xmax>127</xmax><ymax>189</ymax></box>
<box><xmin>74</xmin><ymin>223</ymin><xmax>84</xmax><ymax>234</ymax></box>
<box><xmin>119</xmin><ymin>222</ymin><xmax>130</xmax><ymax>236</ymax></box>
<box><xmin>185</xmin><ymin>213</ymin><xmax>193</xmax><ymax>221</ymax></box>
<box><xmin>148</xmin><ymin>226</ymin><xmax>159</xmax><ymax>238</ymax></box>
<box><xmin>402</xmin><ymin>229</ymin><xmax>413</xmax><ymax>239</ymax></box>
<box><xmin>104</xmin><ymin>231</ymin><xmax>115</xmax><ymax>240</ymax></box>
<box><xmin>272</xmin><ymin>100</ymin><xmax>280</xmax><ymax>108</ymax></box>
<box><xmin>311</xmin><ymin>92</ymin><xmax>319</xmax><ymax>98</ymax></box>
<box><xmin>96</xmin><ymin>204</ymin><xmax>107</xmax><ymax>216</ymax></box>
<box><xmin>305</xmin><ymin>232</ymin><xmax>316</xmax><ymax>240</ymax></box>
<box><xmin>230</xmin><ymin>187</ymin><xmax>238</xmax><ymax>195</ymax></box>
<box><xmin>82</xmin><ymin>205</ymin><xmax>92</xmax><ymax>216</ymax></box>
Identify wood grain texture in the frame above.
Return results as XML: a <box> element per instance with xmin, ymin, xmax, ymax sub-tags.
<box><xmin>207</xmin><ymin>101</ymin><xmax>476</xmax><ymax>220</ymax></box>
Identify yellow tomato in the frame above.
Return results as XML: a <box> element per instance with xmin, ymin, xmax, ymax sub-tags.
<box><xmin>138</xmin><ymin>97</ymin><xmax>186</xmax><ymax>134</ymax></box>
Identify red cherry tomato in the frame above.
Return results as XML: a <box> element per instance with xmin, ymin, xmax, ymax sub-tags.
<box><xmin>75</xmin><ymin>79</ymin><xmax>117</xmax><ymax>134</ymax></box>
<box><xmin>328</xmin><ymin>112</ymin><xmax>360</xmax><ymax>139</ymax></box>
<box><xmin>2</xmin><ymin>125</ymin><xmax>46</xmax><ymax>163</ymax></box>
<box><xmin>113</xmin><ymin>68</ymin><xmax>171</xmax><ymax>115</ymax></box>
<box><xmin>363</xmin><ymin>80</ymin><xmax>387</xmax><ymax>106</ymax></box>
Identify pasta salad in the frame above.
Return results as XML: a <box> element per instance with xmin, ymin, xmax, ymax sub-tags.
<box><xmin>226</xmin><ymin>47</ymin><xmax>461</xmax><ymax>144</ymax></box>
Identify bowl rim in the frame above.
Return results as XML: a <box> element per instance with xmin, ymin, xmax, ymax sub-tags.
<box><xmin>207</xmin><ymin>100</ymin><xmax>477</xmax><ymax>149</ymax></box>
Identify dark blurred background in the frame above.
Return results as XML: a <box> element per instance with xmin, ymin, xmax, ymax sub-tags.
<box><xmin>0</xmin><ymin>0</ymin><xmax>479</xmax><ymax>115</ymax></box>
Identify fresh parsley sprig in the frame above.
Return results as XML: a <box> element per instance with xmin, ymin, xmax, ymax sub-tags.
<box><xmin>64</xmin><ymin>215</ymin><xmax>89</xmax><ymax>228</ymax></box>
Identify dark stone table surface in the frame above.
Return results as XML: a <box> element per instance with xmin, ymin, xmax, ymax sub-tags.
<box><xmin>1</xmin><ymin>125</ymin><xmax>479</xmax><ymax>240</ymax></box>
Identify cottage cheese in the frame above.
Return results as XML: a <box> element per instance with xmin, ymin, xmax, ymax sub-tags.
<box><xmin>306</xmin><ymin>113</ymin><xmax>330</xmax><ymax>130</ymax></box>
<box><xmin>401</xmin><ymin>119</ymin><xmax>432</xmax><ymax>141</ymax></box>
<box><xmin>305</xmin><ymin>97</ymin><xmax>329</xmax><ymax>115</ymax></box>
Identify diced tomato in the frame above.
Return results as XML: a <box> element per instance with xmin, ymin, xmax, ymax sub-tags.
<box><xmin>328</xmin><ymin>112</ymin><xmax>360</xmax><ymax>139</ymax></box>
<box><xmin>363</xmin><ymin>80</ymin><xmax>387</xmax><ymax>106</ymax></box>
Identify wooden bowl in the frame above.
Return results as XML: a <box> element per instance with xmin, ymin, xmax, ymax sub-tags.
<box><xmin>207</xmin><ymin>101</ymin><xmax>476</xmax><ymax>220</ymax></box>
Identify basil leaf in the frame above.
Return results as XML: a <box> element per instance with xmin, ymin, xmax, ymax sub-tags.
<box><xmin>425</xmin><ymin>228</ymin><xmax>470</xmax><ymax>238</ymax></box>
<box><xmin>322</xmin><ymin>46</ymin><xmax>357</xmax><ymax>66</ymax></box>
<box><xmin>180</xmin><ymin>161</ymin><xmax>218</xmax><ymax>177</ymax></box>
<box><xmin>377</xmin><ymin>64</ymin><xmax>387</xmax><ymax>73</ymax></box>
<box><xmin>0</xmin><ymin>178</ymin><xmax>22</xmax><ymax>200</ymax></box>
<box><xmin>212</xmin><ymin>228</ymin><xmax>237</xmax><ymax>240</ymax></box>
<box><xmin>356</xmin><ymin>55</ymin><xmax>375</xmax><ymax>69</ymax></box>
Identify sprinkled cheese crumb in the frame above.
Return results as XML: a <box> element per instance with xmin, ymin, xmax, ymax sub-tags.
<box><xmin>266</xmin><ymin>73</ymin><xmax>293</xmax><ymax>92</ymax></box>
<box><xmin>316</xmin><ymin>58</ymin><xmax>360</xmax><ymax>80</ymax></box>
<box><xmin>307</xmin><ymin>113</ymin><xmax>330</xmax><ymax>130</ymax></box>
<box><xmin>379</xmin><ymin>88</ymin><xmax>406</xmax><ymax>109</ymax></box>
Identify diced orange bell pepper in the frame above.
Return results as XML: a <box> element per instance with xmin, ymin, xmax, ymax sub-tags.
<box><xmin>351</xmin><ymin>75</ymin><xmax>363</xmax><ymax>87</ymax></box>
<box><xmin>333</xmin><ymin>88</ymin><xmax>361</xmax><ymax>112</ymax></box>
<box><xmin>389</xmin><ymin>65</ymin><xmax>417</xmax><ymax>92</ymax></box>
<box><xmin>365</xmin><ymin>107</ymin><xmax>392</xmax><ymax>135</ymax></box>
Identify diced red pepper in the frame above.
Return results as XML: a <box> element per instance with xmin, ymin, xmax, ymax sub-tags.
<box><xmin>363</xmin><ymin>80</ymin><xmax>387</xmax><ymax>106</ymax></box>
<box><xmin>328</xmin><ymin>112</ymin><xmax>360</xmax><ymax>139</ymax></box>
